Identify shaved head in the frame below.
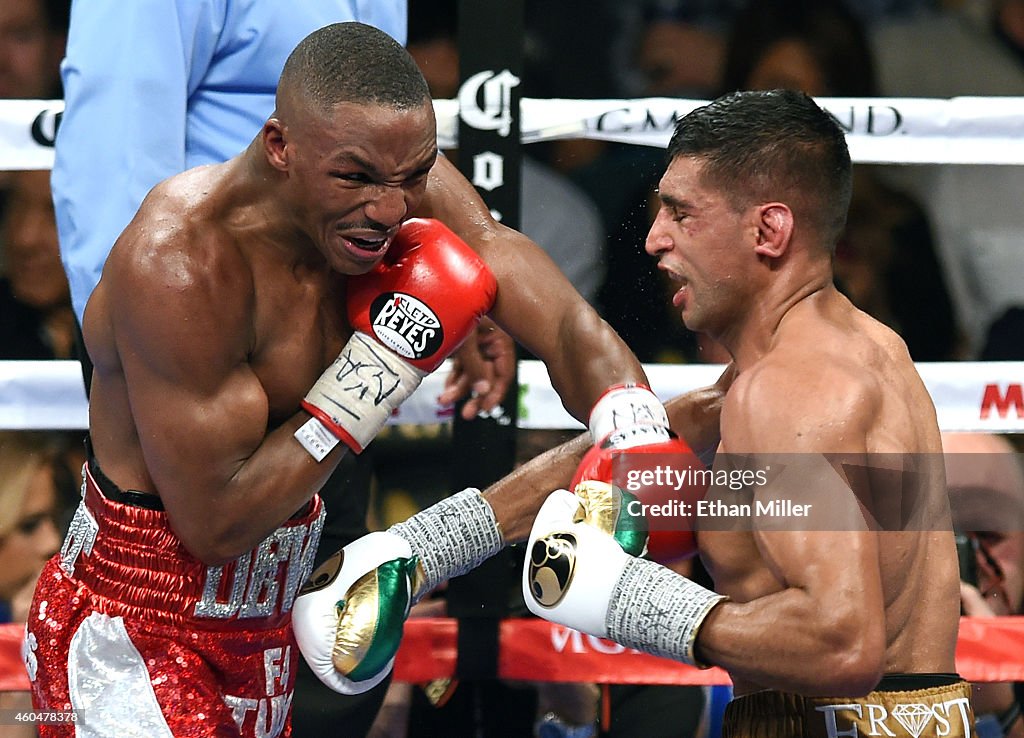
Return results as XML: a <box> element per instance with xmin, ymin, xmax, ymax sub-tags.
<box><xmin>277</xmin><ymin>22</ymin><xmax>431</xmax><ymax>119</ymax></box>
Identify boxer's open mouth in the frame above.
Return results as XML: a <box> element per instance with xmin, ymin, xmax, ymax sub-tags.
<box><xmin>338</xmin><ymin>232</ymin><xmax>390</xmax><ymax>262</ymax></box>
<box><xmin>347</xmin><ymin>235</ymin><xmax>387</xmax><ymax>251</ymax></box>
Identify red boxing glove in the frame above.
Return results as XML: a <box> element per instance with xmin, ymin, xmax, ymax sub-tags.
<box><xmin>572</xmin><ymin>435</ymin><xmax>705</xmax><ymax>563</ymax></box>
<box><xmin>577</xmin><ymin>384</ymin><xmax>705</xmax><ymax>562</ymax></box>
<box><xmin>299</xmin><ymin>219</ymin><xmax>497</xmax><ymax>456</ymax></box>
<box><xmin>347</xmin><ymin>218</ymin><xmax>497</xmax><ymax>373</ymax></box>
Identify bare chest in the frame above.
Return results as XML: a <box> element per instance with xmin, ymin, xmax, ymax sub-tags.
<box><xmin>248</xmin><ymin>274</ymin><xmax>350</xmax><ymax>423</ymax></box>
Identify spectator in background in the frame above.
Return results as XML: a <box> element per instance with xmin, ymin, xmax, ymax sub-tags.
<box><xmin>1</xmin><ymin>169</ymin><xmax>77</xmax><ymax>360</ymax></box>
<box><xmin>625</xmin><ymin>0</ymin><xmax>738</xmax><ymax>99</ymax></box>
<box><xmin>868</xmin><ymin>0</ymin><xmax>1024</xmax><ymax>355</ymax></box>
<box><xmin>719</xmin><ymin>0</ymin><xmax>961</xmax><ymax>361</ymax></box>
<box><xmin>944</xmin><ymin>431</ymin><xmax>1024</xmax><ymax>737</ymax></box>
<box><xmin>0</xmin><ymin>0</ymin><xmax>68</xmax><ymax>99</ymax></box>
<box><xmin>0</xmin><ymin>431</ymin><xmax>70</xmax><ymax>624</ymax></box>
<box><xmin>0</xmin><ymin>431</ymin><xmax>74</xmax><ymax>738</ymax></box>
<box><xmin>0</xmin><ymin>0</ymin><xmax>70</xmax><ymax>218</ymax></box>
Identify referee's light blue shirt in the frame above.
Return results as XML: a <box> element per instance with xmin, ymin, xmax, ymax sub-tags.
<box><xmin>52</xmin><ymin>1</ymin><xmax>407</xmax><ymax>324</ymax></box>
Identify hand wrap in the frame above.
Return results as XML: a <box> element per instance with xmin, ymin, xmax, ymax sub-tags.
<box><xmin>389</xmin><ymin>487</ymin><xmax>504</xmax><ymax>600</ymax></box>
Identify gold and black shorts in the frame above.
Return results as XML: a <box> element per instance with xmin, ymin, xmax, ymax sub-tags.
<box><xmin>722</xmin><ymin>674</ymin><xmax>974</xmax><ymax>738</ymax></box>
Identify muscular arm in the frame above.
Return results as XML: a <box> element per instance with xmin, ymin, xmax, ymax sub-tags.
<box><xmin>416</xmin><ymin>156</ymin><xmax>644</xmax><ymax>420</ymax></box>
<box><xmin>90</xmin><ymin>223</ymin><xmax>345</xmax><ymax>565</ymax></box>
<box><xmin>695</xmin><ymin>363</ymin><xmax>887</xmax><ymax>696</ymax></box>
<box><xmin>701</xmin><ymin>530</ymin><xmax>885</xmax><ymax>696</ymax></box>
<box><xmin>666</xmin><ymin>362</ymin><xmax>733</xmax><ymax>455</ymax></box>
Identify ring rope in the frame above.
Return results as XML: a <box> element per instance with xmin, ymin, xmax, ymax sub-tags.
<box><xmin>5</xmin><ymin>96</ymin><xmax>1024</xmax><ymax>169</ymax></box>
<box><xmin>2</xmin><ymin>359</ymin><xmax>1022</xmax><ymax>433</ymax></box>
<box><xmin>3</xmin><ymin>617</ymin><xmax>1024</xmax><ymax>691</ymax></box>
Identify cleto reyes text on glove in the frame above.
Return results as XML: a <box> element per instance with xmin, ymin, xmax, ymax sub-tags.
<box><xmin>297</xmin><ymin>218</ymin><xmax>497</xmax><ymax>457</ymax></box>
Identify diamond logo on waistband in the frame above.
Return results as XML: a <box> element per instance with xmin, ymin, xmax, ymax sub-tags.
<box><xmin>891</xmin><ymin>703</ymin><xmax>934</xmax><ymax>738</ymax></box>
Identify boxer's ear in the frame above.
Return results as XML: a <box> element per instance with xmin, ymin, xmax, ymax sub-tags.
<box><xmin>753</xmin><ymin>203</ymin><xmax>792</xmax><ymax>259</ymax></box>
<box><xmin>262</xmin><ymin>118</ymin><xmax>289</xmax><ymax>172</ymax></box>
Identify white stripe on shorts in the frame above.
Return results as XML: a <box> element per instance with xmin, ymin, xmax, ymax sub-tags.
<box><xmin>67</xmin><ymin>611</ymin><xmax>174</xmax><ymax>738</ymax></box>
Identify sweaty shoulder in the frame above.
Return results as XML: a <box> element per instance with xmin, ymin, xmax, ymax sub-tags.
<box><xmin>105</xmin><ymin>166</ymin><xmax>252</xmax><ymax>307</ymax></box>
<box><xmin>722</xmin><ymin>346</ymin><xmax>880</xmax><ymax>456</ymax></box>
<box><xmin>95</xmin><ymin>165</ymin><xmax>256</xmax><ymax>370</ymax></box>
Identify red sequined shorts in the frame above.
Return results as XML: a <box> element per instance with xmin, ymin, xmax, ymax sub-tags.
<box><xmin>26</xmin><ymin>458</ymin><xmax>324</xmax><ymax>738</ymax></box>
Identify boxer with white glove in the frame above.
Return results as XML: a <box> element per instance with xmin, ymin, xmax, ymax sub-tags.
<box><xmin>296</xmin><ymin>217</ymin><xmax>497</xmax><ymax>458</ymax></box>
<box><xmin>293</xmin><ymin>487</ymin><xmax>504</xmax><ymax>694</ymax></box>
<box><xmin>523</xmin><ymin>483</ymin><xmax>726</xmax><ymax>666</ymax></box>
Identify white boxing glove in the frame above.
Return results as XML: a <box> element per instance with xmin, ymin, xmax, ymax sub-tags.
<box><xmin>523</xmin><ymin>488</ymin><xmax>630</xmax><ymax>637</ymax></box>
<box><xmin>523</xmin><ymin>486</ymin><xmax>727</xmax><ymax>666</ymax></box>
<box><xmin>294</xmin><ymin>488</ymin><xmax>504</xmax><ymax>694</ymax></box>
<box><xmin>292</xmin><ymin>531</ymin><xmax>415</xmax><ymax>694</ymax></box>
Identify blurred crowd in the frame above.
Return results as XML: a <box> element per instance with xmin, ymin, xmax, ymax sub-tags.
<box><xmin>1</xmin><ymin>0</ymin><xmax>1022</xmax><ymax>736</ymax></box>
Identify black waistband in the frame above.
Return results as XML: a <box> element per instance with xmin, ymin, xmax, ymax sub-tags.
<box><xmin>875</xmin><ymin>673</ymin><xmax>961</xmax><ymax>691</ymax></box>
<box><xmin>85</xmin><ymin>436</ymin><xmax>165</xmax><ymax>511</ymax></box>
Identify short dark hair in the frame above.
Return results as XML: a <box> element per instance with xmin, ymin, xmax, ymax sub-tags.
<box><xmin>279</xmin><ymin>22</ymin><xmax>430</xmax><ymax>112</ymax></box>
<box><xmin>667</xmin><ymin>89</ymin><xmax>852</xmax><ymax>251</ymax></box>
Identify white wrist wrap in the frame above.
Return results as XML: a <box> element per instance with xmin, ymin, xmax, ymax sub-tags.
<box><xmin>606</xmin><ymin>556</ymin><xmax>726</xmax><ymax>666</ymax></box>
<box><xmin>303</xmin><ymin>332</ymin><xmax>426</xmax><ymax>453</ymax></box>
<box><xmin>389</xmin><ymin>488</ymin><xmax>504</xmax><ymax>601</ymax></box>
<box><xmin>589</xmin><ymin>385</ymin><xmax>671</xmax><ymax>449</ymax></box>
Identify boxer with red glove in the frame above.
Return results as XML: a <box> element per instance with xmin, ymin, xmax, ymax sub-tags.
<box><xmin>296</xmin><ymin>217</ymin><xmax>497</xmax><ymax>458</ymax></box>
<box><xmin>576</xmin><ymin>384</ymin><xmax>708</xmax><ymax>562</ymax></box>
<box><xmin>293</xmin><ymin>219</ymin><xmax>505</xmax><ymax>694</ymax></box>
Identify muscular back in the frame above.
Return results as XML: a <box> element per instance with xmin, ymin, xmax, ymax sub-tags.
<box><xmin>842</xmin><ymin>301</ymin><xmax>959</xmax><ymax>678</ymax></box>
<box><xmin>699</xmin><ymin>288</ymin><xmax>959</xmax><ymax>694</ymax></box>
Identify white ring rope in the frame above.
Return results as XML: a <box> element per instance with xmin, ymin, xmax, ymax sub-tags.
<box><xmin>5</xmin><ymin>96</ymin><xmax>1024</xmax><ymax>169</ymax></box>
<box><xmin>1</xmin><ymin>359</ymin><xmax>1021</xmax><ymax>433</ymax></box>
<box><xmin>1</xmin><ymin>97</ymin><xmax>1021</xmax><ymax>434</ymax></box>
